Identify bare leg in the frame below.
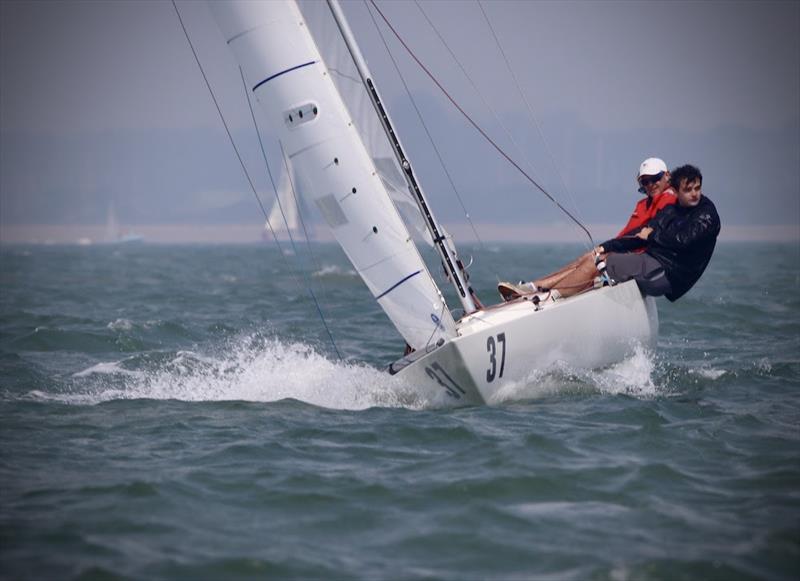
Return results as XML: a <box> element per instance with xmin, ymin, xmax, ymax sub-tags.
<box><xmin>532</xmin><ymin>250</ymin><xmax>593</xmax><ymax>290</ymax></box>
<box><xmin>551</xmin><ymin>252</ymin><xmax>603</xmax><ymax>298</ymax></box>
<box><xmin>498</xmin><ymin>250</ymin><xmax>597</xmax><ymax>301</ymax></box>
<box><xmin>470</xmin><ymin>288</ymin><xmax>484</xmax><ymax>310</ymax></box>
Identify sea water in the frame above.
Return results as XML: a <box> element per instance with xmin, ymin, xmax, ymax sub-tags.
<box><xmin>1</xmin><ymin>242</ymin><xmax>798</xmax><ymax>579</ymax></box>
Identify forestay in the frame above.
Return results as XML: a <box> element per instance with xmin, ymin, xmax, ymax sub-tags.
<box><xmin>210</xmin><ymin>0</ymin><xmax>455</xmax><ymax>350</ymax></box>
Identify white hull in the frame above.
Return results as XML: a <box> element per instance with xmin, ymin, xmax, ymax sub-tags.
<box><xmin>392</xmin><ymin>281</ymin><xmax>658</xmax><ymax>405</ymax></box>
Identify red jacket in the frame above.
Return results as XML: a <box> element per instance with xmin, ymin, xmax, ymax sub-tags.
<box><xmin>616</xmin><ymin>188</ymin><xmax>677</xmax><ymax>238</ymax></box>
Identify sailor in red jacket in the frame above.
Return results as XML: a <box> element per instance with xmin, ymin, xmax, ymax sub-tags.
<box><xmin>617</xmin><ymin>157</ymin><xmax>677</xmax><ymax>237</ymax></box>
<box><xmin>499</xmin><ymin>157</ymin><xmax>676</xmax><ymax>300</ymax></box>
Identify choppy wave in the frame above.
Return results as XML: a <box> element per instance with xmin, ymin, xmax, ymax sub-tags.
<box><xmin>2</xmin><ymin>244</ymin><xmax>798</xmax><ymax>579</ymax></box>
<box><xmin>311</xmin><ymin>264</ymin><xmax>358</xmax><ymax>278</ymax></box>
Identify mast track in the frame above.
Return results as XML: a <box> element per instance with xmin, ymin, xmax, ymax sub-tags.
<box><xmin>365</xmin><ymin>77</ymin><xmax>468</xmax><ymax>300</ymax></box>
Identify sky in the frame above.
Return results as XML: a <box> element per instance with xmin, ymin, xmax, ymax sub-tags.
<box><xmin>1</xmin><ymin>0</ymin><xmax>798</xmax><ymax>243</ymax></box>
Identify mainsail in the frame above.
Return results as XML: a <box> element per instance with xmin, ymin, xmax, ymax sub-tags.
<box><xmin>210</xmin><ymin>0</ymin><xmax>455</xmax><ymax>350</ymax></box>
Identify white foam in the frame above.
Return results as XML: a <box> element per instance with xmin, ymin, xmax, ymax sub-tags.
<box><xmin>107</xmin><ymin>318</ymin><xmax>134</xmax><ymax>331</ymax></box>
<box><xmin>60</xmin><ymin>336</ymin><xmax>431</xmax><ymax>410</ymax></box>
<box><xmin>488</xmin><ymin>344</ymin><xmax>660</xmax><ymax>403</ymax></box>
<box><xmin>312</xmin><ymin>264</ymin><xmax>357</xmax><ymax>278</ymax></box>
<box><xmin>73</xmin><ymin>360</ymin><xmax>141</xmax><ymax>378</ymax></box>
<box><xmin>754</xmin><ymin>358</ymin><xmax>772</xmax><ymax>374</ymax></box>
<box><xmin>690</xmin><ymin>367</ymin><xmax>726</xmax><ymax>380</ymax></box>
<box><xmin>592</xmin><ymin>345</ymin><xmax>658</xmax><ymax>397</ymax></box>
<box><xmin>512</xmin><ymin>501</ymin><xmax>630</xmax><ymax>519</ymax></box>
<box><xmin>488</xmin><ymin>362</ymin><xmax>586</xmax><ymax>404</ymax></box>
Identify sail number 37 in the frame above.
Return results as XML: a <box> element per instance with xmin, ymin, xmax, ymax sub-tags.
<box><xmin>486</xmin><ymin>333</ymin><xmax>507</xmax><ymax>382</ymax></box>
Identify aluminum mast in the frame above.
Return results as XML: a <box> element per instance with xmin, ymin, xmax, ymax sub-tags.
<box><xmin>326</xmin><ymin>0</ymin><xmax>478</xmax><ymax>315</ymax></box>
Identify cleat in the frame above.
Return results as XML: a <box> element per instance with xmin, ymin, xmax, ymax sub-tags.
<box><xmin>547</xmin><ymin>289</ymin><xmax>562</xmax><ymax>302</ymax></box>
<box><xmin>527</xmin><ymin>289</ymin><xmax>562</xmax><ymax>305</ymax></box>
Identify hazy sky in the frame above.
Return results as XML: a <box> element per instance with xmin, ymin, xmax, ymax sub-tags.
<box><xmin>1</xmin><ymin>0</ymin><xmax>798</xmax><ymax>241</ymax></box>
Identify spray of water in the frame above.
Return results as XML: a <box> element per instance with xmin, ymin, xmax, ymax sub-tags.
<box><xmin>44</xmin><ymin>335</ymin><xmax>427</xmax><ymax>410</ymax></box>
<box><xmin>488</xmin><ymin>345</ymin><xmax>661</xmax><ymax>404</ymax></box>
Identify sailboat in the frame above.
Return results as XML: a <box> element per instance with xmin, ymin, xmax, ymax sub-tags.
<box><xmin>207</xmin><ymin>0</ymin><xmax>657</xmax><ymax>405</ymax></box>
<box><xmin>265</xmin><ymin>162</ymin><xmax>302</xmax><ymax>242</ymax></box>
<box><xmin>106</xmin><ymin>201</ymin><xmax>144</xmax><ymax>245</ymax></box>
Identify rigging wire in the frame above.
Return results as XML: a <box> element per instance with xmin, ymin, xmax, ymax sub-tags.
<box><xmin>279</xmin><ymin>143</ymin><xmax>343</xmax><ymax>361</ymax></box>
<box><xmin>239</xmin><ymin>69</ymin><xmax>341</xmax><ymax>359</ymax></box>
<box><xmin>171</xmin><ymin>1</ymin><xmax>267</xmax><ymax>220</ymax></box>
<box><xmin>363</xmin><ymin>0</ymin><xmax>488</xmax><ymax>259</ymax></box>
<box><xmin>476</xmin><ymin>0</ymin><xmax>592</xmax><ymax>250</ymax></box>
<box><xmin>367</xmin><ymin>0</ymin><xmax>596</xmax><ymax>248</ymax></box>
<box><xmin>171</xmin><ymin>0</ymin><xmax>342</xmax><ymax>360</ymax></box>
<box><xmin>238</xmin><ymin>68</ymin><xmax>299</xmax><ymax>255</ymax></box>
<box><xmin>239</xmin><ymin>66</ymin><xmax>329</xmax><ymax>306</ymax></box>
<box><xmin>419</xmin><ymin>0</ymin><xmax>589</xmax><ymax>249</ymax></box>
<box><xmin>413</xmin><ymin>0</ymin><xmax>548</xmax><ymax>249</ymax></box>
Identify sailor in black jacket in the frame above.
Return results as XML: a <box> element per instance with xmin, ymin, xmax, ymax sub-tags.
<box><xmin>600</xmin><ymin>164</ymin><xmax>721</xmax><ymax>301</ymax></box>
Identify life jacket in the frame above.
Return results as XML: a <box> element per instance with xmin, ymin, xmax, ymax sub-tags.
<box><xmin>616</xmin><ymin>188</ymin><xmax>677</xmax><ymax>238</ymax></box>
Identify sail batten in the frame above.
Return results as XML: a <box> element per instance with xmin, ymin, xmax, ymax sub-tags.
<box><xmin>375</xmin><ymin>271</ymin><xmax>422</xmax><ymax>300</ymax></box>
<box><xmin>252</xmin><ymin>61</ymin><xmax>317</xmax><ymax>91</ymax></box>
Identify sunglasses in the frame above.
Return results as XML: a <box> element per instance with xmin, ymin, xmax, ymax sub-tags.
<box><xmin>639</xmin><ymin>172</ymin><xmax>665</xmax><ymax>188</ymax></box>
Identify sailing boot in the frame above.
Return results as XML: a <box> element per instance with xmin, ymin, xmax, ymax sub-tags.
<box><xmin>498</xmin><ymin>281</ymin><xmax>538</xmax><ymax>301</ymax></box>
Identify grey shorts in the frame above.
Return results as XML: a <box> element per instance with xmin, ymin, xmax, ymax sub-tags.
<box><xmin>605</xmin><ymin>252</ymin><xmax>672</xmax><ymax>296</ymax></box>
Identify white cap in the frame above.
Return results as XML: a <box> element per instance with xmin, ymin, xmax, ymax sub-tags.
<box><xmin>637</xmin><ymin>157</ymin><xmax>668</xmax><ymax>180</ymax></box>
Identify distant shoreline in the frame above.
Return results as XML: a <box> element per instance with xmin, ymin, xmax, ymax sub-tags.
<box><xmin>1</xmin><ymin>223</ymin><xmax>798</xmax><ymax>245</ymax></box>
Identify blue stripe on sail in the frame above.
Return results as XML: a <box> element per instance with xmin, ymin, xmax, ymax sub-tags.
<box><xmin>252</xmin><ymin>61</ymin><xmax>316</xmax><ymax>92</ymax></box>
<box><xmin>375</xmin><ymin>270</ymin><xmax>422</xmax><ymax>300</ymax></box>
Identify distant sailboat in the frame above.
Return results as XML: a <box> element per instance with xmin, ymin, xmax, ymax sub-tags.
<box><xmin>106</xmin><ymin>201</ymin><xmax>144</xmax><ymax>245</ymax></box>
<box><xmin>207</xmin><ymin>0</ymin><xmax>657</xmax><ymax>404</ymax></box>
<box><xmin>264</xmin><ymin>161</ymin><xmax>302</xmax><ymax>241</ymax></box>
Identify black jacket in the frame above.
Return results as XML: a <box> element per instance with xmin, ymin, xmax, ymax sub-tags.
<box><xmin>601</xmin><ymin>196</ymin><xmax>721</xmax><ymax>301</ymax></box>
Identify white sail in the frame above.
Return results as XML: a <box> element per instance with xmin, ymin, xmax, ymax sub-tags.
<box><xmin>106</xmin><ymin>202</ymin><xmax>119</xmax><ymax>243</ymax></box>
<box><xmin>105</xmin><ymin>200</ymin><xmax>144</xmax><ymax>245</ymax></box>
<box><xmin>297</xmin><ymin>1</ymin><xmax>433</xmax><ymax>247</ymax></box>
<box><xmin>210</xmin><ymin>0</ymin><xmax>454</xmax><ymax>350</ymax></box>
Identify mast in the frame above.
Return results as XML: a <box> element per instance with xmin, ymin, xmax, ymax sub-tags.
<box><xmin>326</xmin><ymin>0</ymin><xmax>477</xmax><ymax>315</ymax></box>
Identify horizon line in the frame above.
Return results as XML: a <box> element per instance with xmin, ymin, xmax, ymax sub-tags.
<box><xmin>1</xmin><ymin>223</ymin><xmax>798</xmax><ymax>245</ymax></box>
